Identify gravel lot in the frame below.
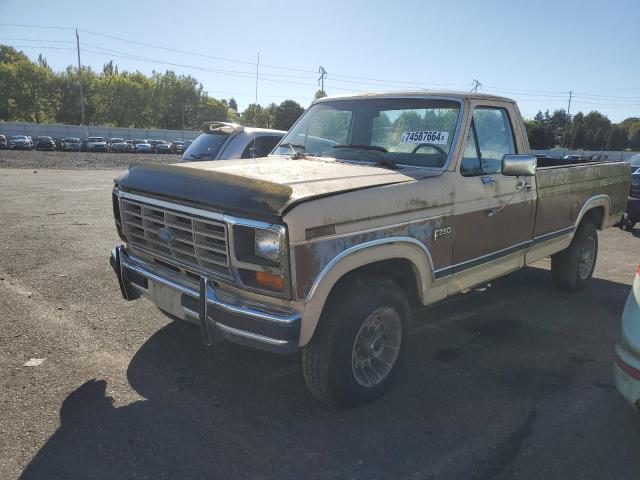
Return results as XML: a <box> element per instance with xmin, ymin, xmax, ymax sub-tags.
<box><xmin>0</xmin><ymin>149</ymin><xmax>179</xmax><ymax>170</ymax></box>
<box><xmin>1</xmin><ymin>153</ymin><xmax>639</xmax><ymax>479</ymax></box>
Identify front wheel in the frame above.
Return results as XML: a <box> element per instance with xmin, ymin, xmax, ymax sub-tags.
<box><xmin>551</xmin><ymin>220</ymin><xmax>598</xmax><ymax>291</ymax></box>
<box><xmin>301</xmin><ymin>275</ymin><xmax>409</xmax><ymax>408</ymax></box>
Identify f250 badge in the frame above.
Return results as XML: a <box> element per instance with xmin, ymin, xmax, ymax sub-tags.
<box><xmin>434</xmin><ymin>226</ymin><xmax>452</xmax><ymax>241</ymax></box>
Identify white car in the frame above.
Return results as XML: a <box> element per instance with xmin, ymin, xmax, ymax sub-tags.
<box><xmin>180</xmin><ymin>122</ymin><xmax>285</xmax><ymax>162</ymax></box>
<box><xmin>615</xmin><ymin>264</ymin><xmax>640</xmax><ymax>410</ymax></box>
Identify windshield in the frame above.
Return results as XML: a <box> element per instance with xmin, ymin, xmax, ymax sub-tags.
<box><xmin>89</xmin><ymin>137</ymin><xmax>104</xmax><ymax>142</ymax></box>
<box><xmin>273</xmin><ymin>98</ymin><xmax>461</xmax><ymax>168</ymax></box>
<box><xmin>65</xmin><ymin>138</ymin><xmax>80</xmax><ymax>143</ymax></box>
<box><xmin>181</xmin><ymin>132</ymin><xmax>229</xmax><ymax>161</ymax></box>
<box><xmin>630</xmin><ymin>154</ymin><xmax>640</xmax><ymax>167</ymax></box>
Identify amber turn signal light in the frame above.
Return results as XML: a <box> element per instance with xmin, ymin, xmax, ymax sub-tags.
<box><xmin>255</xmin><ymin>271</ymin><xmax>284</xmax><ymax>291</ymax></box>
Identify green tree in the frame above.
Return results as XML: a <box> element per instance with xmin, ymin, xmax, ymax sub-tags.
<box><xmin>582</xmin><ymin>111</ymin><xmax>612</xmax><ymax>149</ymax></box>
<box><xmin>314</xmin><ymin>89</ymin><xmax>327</xmax><ymax>100</ymax></box>
<box><xmin>525</xmin><ymin>120</ymin><xmax>548</xmax><ymax>149</ymax></box>
<box><xmin>606</xmin><ymin>125</ymin><xmax>628</xmax><ymax>150</ymax></box>
<box><xmin>228</xmin><ymin>98</ymin><xmax>238</xmax><ymax>111</ymax></box>
<box><xmin>629</xmin><ymin>124</ymin><xmax>640</xmax><ymax>150</ymax></box>
<box><xmin>240</xmin><ymin>103</ymin><xmax>270</xmax><ymax>127</ymax></box>
<box><xmin>273</xmin><ymin>100</ymin><xmax>304</xmax><ymax>130</ymax></box>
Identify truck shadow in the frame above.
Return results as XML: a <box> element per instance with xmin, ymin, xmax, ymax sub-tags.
<box><xmin>20</xmin><ymin>267</ymin><xmax>638</xmax><ymax>480</ymax></box>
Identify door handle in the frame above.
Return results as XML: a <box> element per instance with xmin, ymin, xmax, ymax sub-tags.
<box><xmin>488</xmin><ymin>179</ymin><xmax>530</xmax><ymax>217</ymax></box>
<box><xmin>516</xmin><ymin>179</ymin><xmax>532</xmax><ymax>192</ymax></box>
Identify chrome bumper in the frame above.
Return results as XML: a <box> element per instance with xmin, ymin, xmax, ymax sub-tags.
<box><xmin>110</xmin><ymin>245</ymin><xmax>301</xmax><ymax>354</ymax></box>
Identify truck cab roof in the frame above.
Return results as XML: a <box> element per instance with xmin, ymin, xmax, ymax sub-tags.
<box><xmin>314</xmin><ymin>90</ymin><xmax>516</xmax><ymax>104</ymax></box>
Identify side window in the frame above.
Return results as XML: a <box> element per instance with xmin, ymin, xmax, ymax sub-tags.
<box><xmin>460</xmin><ymin>123</ymin><xmax>482</xmax><ymax>176</ymax></box>
<box><xmin>241</xmin><ymin>136</ymin><xmax>283</xmax><ymax>159</ymax></box>
<box><xmin>473</xmin><ymin>107</ymin><xmax>516</xmax><ymax>175</ymax></box>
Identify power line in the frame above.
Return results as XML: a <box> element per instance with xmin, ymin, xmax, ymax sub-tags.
<box><xmin>75</xmin><ymin>30</ymin><xmax>85</xmax><ymax>125</ymax></box>
<box><xmin>483</xmin><ymin>85</ymin><xmax>569</xmax><ymax>95</ymax></box>
<box><xmin>0</xmin><ymin>23</ymin><xmax>74</xmax><ymax>30</ymax></box>
<box><xmin>79</xmin><ymin>28</ymin><xmax>318</xmax><ymax>74</ymax></box>
<box><xmin>0</xmin><ymin>37</ymin><xmax>74</xmax><ymax>44</ymax></box>
<box><xmin>3</xmin><ymin>44</ymin><xmax>75</xmax><ymax>51</ymax></box>
<box><xmin>2</xmin><ymin>23</ymin><xmax>639</xmax><ymax>114</ymax></box>
<box><xmin>0</xmin><ymin>24</ymin><xmax>475</xmax><ymax>90</ymax></box>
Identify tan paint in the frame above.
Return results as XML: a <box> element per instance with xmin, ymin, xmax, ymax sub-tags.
<box><xmin>297</xmin><ymin>241</ymin><xmax>448</xmax><ymax>345</ymax></box>
<box><xmin>119</xmin><ymin>92</ymin><xmax>630</xmax><ymax>349</ymax></box>
<box><xmin>280</xmin><ymin>94</ymin><xmax>628</xmax><ymax>347</ymax></box>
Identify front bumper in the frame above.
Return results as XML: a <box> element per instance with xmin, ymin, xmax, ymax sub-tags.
<box><xmin>109</xmin><ymin>246</ymin><xmax>301</xmax><ymax>353</ymax></box>
<box><xmin>614</xmin><ymin>336</ymin><xmax>640</xmax><ymax>410</ymax></box>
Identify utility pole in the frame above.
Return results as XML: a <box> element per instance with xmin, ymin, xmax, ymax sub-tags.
<box><xmin>471</xmin><ymin>79</ymin><xmax>482</xmax><ymax>92</ymax></box>
<box><xmin>75</xmin><ymin>29</ymin><xmax>85</xmax><ymax>126</ymax></box>
<box><xmin>562</xmin><ymin>90</ymin><xmax>573</xmax><ymax>148</ymax></box>
<box><xmin>318</xmin><ymin>66</ymin><xmax>327</xmax><ymax>93</ymax></box>
<box><xmin>181</xmin><ymin>105</ymin><xmax>185</xmax><ymax>141</ymax></box>
<box><xmin>253</xmin><ymin>51</ymin><xmax>259</xmax><ymax>158</ymax></box>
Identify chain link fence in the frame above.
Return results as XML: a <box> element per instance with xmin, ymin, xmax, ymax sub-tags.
<box><xmin>0</xmin><ymin>121</ymin><xmax>201</xmax><ymax>142</ymax></box>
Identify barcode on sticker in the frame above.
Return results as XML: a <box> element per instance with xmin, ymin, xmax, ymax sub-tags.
<box><xmin>400</xmin><ymin>131</ymin><xmax>449</xmax><ymax>144</ymax></box>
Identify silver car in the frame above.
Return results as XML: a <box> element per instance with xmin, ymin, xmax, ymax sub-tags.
<box><xmin>615</xmin><ymin>264</ymin><xmax>640</xmax><ymax>411</ymax></box>
<box><xmin>180</xmin><ymin>122</ymin><xmax>285</xmax><ymax>162</ymax></box>
<box><xmin>135</xmin><ymin>142</ymin><xmax>152</xmax><ymax>154</ymax></box>
<box><xmin>9</xmin><ymin>135</ymin><xmax>30</xmax><ymax>150</ymax></box>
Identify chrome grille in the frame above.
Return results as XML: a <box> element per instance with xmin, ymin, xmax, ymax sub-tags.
<box><xmin>120</xmin><ymin>199</ymin><xmax>232</xmax><ymax>279</ymax></box>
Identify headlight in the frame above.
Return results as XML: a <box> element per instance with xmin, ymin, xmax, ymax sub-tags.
<box><xmin>255</xmin><ymin>228</ymin><xmax>282</xmax><ymax>262</ymax></box>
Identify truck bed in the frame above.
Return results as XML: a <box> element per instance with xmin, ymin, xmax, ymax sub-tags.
<box><xmin>533</xmin><ymin>161</ymin><xmax>629</xmax><ymax>237</ymax></box>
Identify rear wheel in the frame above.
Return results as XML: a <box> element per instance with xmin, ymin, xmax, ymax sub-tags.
<box><xmin>551</xmin><ymin>220</ymin><xmax>598</xmax><ymax>291</ymax></box>
<box><xmin>301</xmin><ymin>275</ymin><xmax>409</xmax><ymax>408</ymax></box>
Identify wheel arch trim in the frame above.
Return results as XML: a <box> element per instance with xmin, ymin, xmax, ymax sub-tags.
<box><xmin>298</xmin><ymin>237</ymin><xmax>435</xmax><ymax>346</ymax></box>
<box><xmin>575</xmin><ymin>194</ymin><xmax>611</xmax><ymax>229</ymax></box>
<box><xmin>304</xmin><ymin>236</ymin><xmax>434</xmax><ymax>304</ymax></box>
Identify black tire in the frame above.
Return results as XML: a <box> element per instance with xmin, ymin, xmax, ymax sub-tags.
<box><xmin>551</xmin><ymin>220</ymin><xmax>598</xmax><ymax>291</ymax></box>
<box><xmin>301</xmin><ymin>275</ymin><xmax>409</xmax><ymax>408</ymax></box>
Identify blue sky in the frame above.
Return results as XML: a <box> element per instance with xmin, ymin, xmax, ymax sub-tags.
<box><xmin>1</xmin><ymin>0</ymin><xmax>639</xmax><ymax>121</ymax></box>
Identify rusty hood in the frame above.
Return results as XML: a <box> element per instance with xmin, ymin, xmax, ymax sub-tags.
<box><xmin>115</xmin><ymin>155</ymin><xmax>437</xmax><ymax>219</ymax></box>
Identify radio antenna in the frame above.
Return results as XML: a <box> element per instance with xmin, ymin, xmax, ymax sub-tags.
<box><xmin>253</xmin><ymin>50</ymin><xmax>259</xmax><ymax>159</ymax></box>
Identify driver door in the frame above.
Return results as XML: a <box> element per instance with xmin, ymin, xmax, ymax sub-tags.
<box><xmin>449</xmin><ymin>105</ymin><xmax>536</xmax><ymax>292</ymax></box>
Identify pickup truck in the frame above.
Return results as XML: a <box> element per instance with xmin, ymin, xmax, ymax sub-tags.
<box><xmin>110</xmin><ymin>91</ymin><xmax>629</xmax><ymax>407</ymax></box>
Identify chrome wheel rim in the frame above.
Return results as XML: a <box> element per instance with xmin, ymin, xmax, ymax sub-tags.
<box><xmin>578</xmin><ymin>236</ymin><xmax>596</xmax><ymax>280</ymax></box>
<box><xmin>351</xmin><ymin>307</ymin><xmax>402</xmax><ymax>388</ymax></box>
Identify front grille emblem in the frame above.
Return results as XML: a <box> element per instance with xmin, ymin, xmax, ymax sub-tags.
<box><xmin>158</xmin><ymin>227</ymin><xmax>176</xmax><ymax>244</ymax></box>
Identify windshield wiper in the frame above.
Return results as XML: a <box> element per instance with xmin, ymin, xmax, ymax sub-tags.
<box><xmin>333</xmin><ymin>144</ymin><xmax>388</xmax><ymax>153</ymax></box>
<box><xmin>280</xmin><ymin>142</ymin><xmax>306</xmax><ymax>159</ymax></box>
<box><xmin>374</xmin><ymin>158</ymin><xmax>398</xmax><ymax>170</ymax></box>
<box><xmin>189</xmin><ymin>154</ymin><xmax>214</xmax><ymax>160</ymax></box>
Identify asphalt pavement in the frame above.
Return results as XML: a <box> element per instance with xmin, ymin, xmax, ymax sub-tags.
<box><xmin>0</xmin><ymin>159</ymin><xmax>639</xmax><ymax>480</ymax></box>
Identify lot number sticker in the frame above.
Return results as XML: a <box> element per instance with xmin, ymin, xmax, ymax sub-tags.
<box><xmin>400</xmin><ymin>131</ymin><xmax>449</xmax><ymax>144</ymax></box>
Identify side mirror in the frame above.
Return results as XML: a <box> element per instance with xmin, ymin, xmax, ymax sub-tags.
<box><xmin>502</xmin><ymin>154</ymin><xmax>537</xmax><ymax>177</ymax></box>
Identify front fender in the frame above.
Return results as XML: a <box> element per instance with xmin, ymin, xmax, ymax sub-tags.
<box><xmin>298</xmin><ymin>238</ymin><xmax>440</xmax><ymax>346</ymax></box>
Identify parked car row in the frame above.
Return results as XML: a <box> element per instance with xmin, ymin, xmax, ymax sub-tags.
<box><xmin>0</xmin><ymin>134</ymin><xmax>187</xmax><ymax>154</ymax></box>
